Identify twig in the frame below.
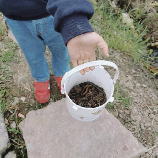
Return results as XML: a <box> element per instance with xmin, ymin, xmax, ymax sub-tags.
<box><xmin>145</xmin><ymin>145</ymin><xmax>158</xmax><ymax>153</ymax></box>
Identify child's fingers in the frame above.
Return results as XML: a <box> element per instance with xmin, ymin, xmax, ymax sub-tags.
<box><xmin>97</xmin><ymin>37</ymin><xmax>109</xmax><ymax>57</ymax></box>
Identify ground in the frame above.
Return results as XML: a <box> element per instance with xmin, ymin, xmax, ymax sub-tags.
<box><xmin>0</xmin><ymin>15</ymin><xmax>158</xmax><ymax>158</ymax></box>
<box><xmin>5</xmin><ymin>39</ymin><xmax>158</xmax><ymax>157</ymax></box>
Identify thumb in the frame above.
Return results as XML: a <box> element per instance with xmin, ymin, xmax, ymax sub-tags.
<box><xmin>97</xmin><ymin>36</ymin><xmax>109</xmax><ymax>57</ymax></box>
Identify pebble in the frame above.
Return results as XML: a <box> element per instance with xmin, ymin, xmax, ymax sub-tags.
<box><xmin>131</xmin><ymin>70</ymin><xmax>136</xmax><ymax>74</ymax></box>
<box><xmin>139</xmin><ymin>93</ymin><xmax>143</xmax><ymax>96</ymax></box>
<box><xmin>149</xmin><ymin>114</ymin><xmax>156</xmax><ymax>119</ymax></box>
<box><xmin>12</xmin><ymin>97</ymin><xmax>19</xmax><ymax>106</ymax></box>
<box><xmin>10</xmin><ymin>121</ymin><xmax>16</xmax><ymax>128</ymax></box>
<box><xmin>119</xmin><ymin>114</ymin><xmax>123</xmax><ymax>118</ymax></box>
<box><xmin>140</xmin><ymin>123</ymin><xmax>145</xmax><ymax>130</ymax></box>
<box><xmin>0</xmin><ymin>109</ymin><xmax>9</xmax><ymax>155</ymax></box>
<box><xmin>142</xmin><ymin>84</ymin><xmax>147</xmax><ymax>88</ymax></box>
<box><xmin>118</xmin><ymin>109</ymin><xmax>123</xmax><ymax>113</ymax></box>
<box><xmin>125</xmin><ymin>110</ymin><xmax>130</xmax><ymax>115</ymax></box>
<box><xmin>145</xmin><ymin>122</ymin><xmax>151</xmax><ymax>127</ymax></box>
<box><xmin>136</xmin><ymin>83</ymin><xmax>140</xmax><ymax>87</ymax></box>
<box><xmin>20</xmin><ymin>97</ymin><xmax>26</xmax><ymax>102</ymax></box>
<box><xmin>127</xmin><ymin>76</ymin><xmax>132</xmax><ymax>80</ymax></box>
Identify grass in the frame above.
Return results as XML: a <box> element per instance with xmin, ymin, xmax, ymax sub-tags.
<box><xmin>0</xmin><ymin>19</ymin><xmax>6</xmax><ymax>40</ymax></box>
<box><xmin>90</xmin><ymin>0</ymin><xmax>148</xmax><ymax>64</ymax></box>
<box><xmin>0</xmin><ymin>21</ymin><xmax>27</xmax><ymax>157</ymax></box>
<box><xmin>107</xmin><ymin>83</ymin><xmax>131</xmax><ymax>110</ymax></box>
<box><xmin>114</xmin><ymin>83</ymin><xmax>131</xmax><ymax>108</ymax></box>
<box><xmin>7</xmin><ymin>126</ymin><xmax>26</xmax><ymax>155</ymax></box>
<box><xmin>0</xmin><ymin>40</ymin><xmax>17</xmax><ymax>113</ymax></box>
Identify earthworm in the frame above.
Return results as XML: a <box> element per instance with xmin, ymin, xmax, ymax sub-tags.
<box><xmin>81</xmin><ymin>84</ymin><xmax>92</xmax><ymax>96</ymax></box>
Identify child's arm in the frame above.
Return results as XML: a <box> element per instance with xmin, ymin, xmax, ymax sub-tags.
<box><xmin>46</xmin><ymin>0</ymin><xmax>108</xmax><ymax>74</ymax></box>
<box><xmin>46</xmin><ymin>0</ymin><xmax>94</xmax><ymax>45</ymax></box>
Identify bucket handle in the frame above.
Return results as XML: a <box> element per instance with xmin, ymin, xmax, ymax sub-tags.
<box><xmin>61</xmin><ymin>60</ymin><xmax>119</xmax><ymax>94</ymax></box>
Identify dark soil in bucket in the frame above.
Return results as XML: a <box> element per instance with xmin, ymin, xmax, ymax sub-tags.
<box><xmin>68</xmin><ymin>82</ymin><xmax>107</xmax><ymax>108</ymax></box>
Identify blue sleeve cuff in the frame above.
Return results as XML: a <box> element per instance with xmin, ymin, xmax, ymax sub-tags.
<box><xmin>59</xmin><ymin>14</ymin><xmax>94</xmax><ymax>45</ymax></box>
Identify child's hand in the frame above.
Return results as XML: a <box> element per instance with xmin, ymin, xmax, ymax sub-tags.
<box><xmin>67</xmin><ymin>32</ymin><xmax>109</xmax><ymax>75</ymax></box>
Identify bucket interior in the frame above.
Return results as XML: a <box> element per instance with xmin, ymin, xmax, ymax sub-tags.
<box><xmin>64</xmin><ymin>66</ymin><xmax>114</xmax><ymax>105</ymax></box>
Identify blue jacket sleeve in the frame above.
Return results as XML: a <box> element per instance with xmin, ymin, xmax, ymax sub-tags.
<box><xmin>46</xmin><ymin>0</ymin><xmax>94</xmax><ymax>44</ymax></box>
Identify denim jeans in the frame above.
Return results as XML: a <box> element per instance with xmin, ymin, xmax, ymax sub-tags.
<box><xmin>5</xmin><ymin>16</ymin><xmax>70</xmax><ymax>82</ymax></box>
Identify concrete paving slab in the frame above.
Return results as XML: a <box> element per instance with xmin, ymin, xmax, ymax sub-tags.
<box><xmin>19</xmin><ymin>99</ymin><xmax>146</xmax><ymax>158</ymax></box>
<box><xmin>0</xmin><ymin>110</ymin><xmax>9</xmax><ymax>155</ymax></box>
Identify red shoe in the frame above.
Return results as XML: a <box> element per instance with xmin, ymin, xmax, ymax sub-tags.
<box><xmin>34</xmin><ymin>80</ymin><xmax>50</xmax><ymax>103</ymax></box>
<box><xmin>54</xmin><ymin>76</ymin><xmax>63</xmax><ymax>91</ymax></box>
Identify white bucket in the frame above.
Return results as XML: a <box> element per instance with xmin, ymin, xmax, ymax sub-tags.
<box><xmin>61</xmin><ymin>60</ymin><xmax>119</xmax><ymax>122</ymax></box>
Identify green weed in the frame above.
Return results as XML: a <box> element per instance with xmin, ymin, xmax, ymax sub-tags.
<box><xmin>7</xmin><ymin>127</ymin><xmax>19</xmax><ymax>135</ymax></box>
<box><xmin>0</xmin><ymin>41</ymin><xmax>17</xmax><ymax>113</ymax></box>
<box><xmin>0</xmin><ymin>65</ymin><xmax>12</xmax><ymax>113</ymax></box>
<box><xmin>107</xmin><ymin>102</ymin><xmax>115</xmax><ymax>109</ymax></box>
<box><xmin>7</xmin><ymin>126</ymin><xmax>27</xmax><ymax>156</ymax></box>
<box><xmin>107</xmin><ymin>83</ymin><xmax>131</xmax><ymax>109</ymax></box>
<box><xmin>0</xmin><ymin>22</ymin><xmax>6</xmax><ymax>39</ymax></box>
<box><xmin>0</xmin><ymin>50</ymin><xmax>15</xmax><ymax>62</ymax></box>
<box><xmin>115</xmin><ymin>83</ymin><xmax>131</xmax><ymax>108</ymax></box>
<box><xmin>90</xmin><ymin>0</ymin><xmax>148</xmax><ymax>64</ymax></box>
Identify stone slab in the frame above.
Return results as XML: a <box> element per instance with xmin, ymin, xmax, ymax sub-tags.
<box><xmin>19</xmin><ymin>99</ymin><xmax>146</xmax><ymax>158</ymax></box>
<box><xmin>0</xmin><ymin>110</ymin><xmax>9</xmax><ymax>155</ymax></box>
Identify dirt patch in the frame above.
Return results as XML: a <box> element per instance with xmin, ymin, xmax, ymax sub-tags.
<box><xmin>105</xmin><ymin>49</ymin><xmax>158</xmax><ymax>157</ymax></box>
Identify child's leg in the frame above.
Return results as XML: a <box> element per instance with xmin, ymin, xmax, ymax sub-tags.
<box><xmin>39</xmin><ymin>16</ymin><xmax>70</xmax><ymax>77</ymax></box>
<box><xmin>5</xmin><ymin>18</ymin><xmax>50</xmax><ymax>82</ymax></box>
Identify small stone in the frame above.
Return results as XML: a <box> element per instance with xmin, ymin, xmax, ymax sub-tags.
<box><xmin>131</xmin><ymin>107</ymin><xmax>137</xmax><ymax>114</ymax></box>
<box><xmin>118</xmin><ymin>109</ymin><xmax>123</xmax><ymax>113</ymax></box>
<box><xmin>4</xmin><ymin>119</ymin><xmax>9</xmax><ymax>126</ymax></box>
<box><xmin>0</xmin><ymin>110</ymin><xmax>9</xmax><ymax>155</ymax></box>
<box><xmin>30</xmin><ymin>99</ymin><xmax>35</xmax><ymax>104</ymax></box>
<box><xmin>12</xmin><ymin>97</ymin><xmax>19</xmax><ymax>106</ymax></box>
<box><xmin>142</xmin><ymin>84</ymin><xmax>147</xmax><ymax>88</ymax></box>
<box><xmin>127</xmin><ymin>76</ymin><xmax>132</xmax><ymax>80</ymax></box>
<box><xmin>5</xmin><ymin>151</ymin><xmax>16</xmax><ymax>158</ymax></box>
<box><xmin>125</xmin><ymin>110</ymin><xmax>130</xmax><ymax>115</ymax></box>
<box><xmin>154</xmin><ymin>125</ymin><xmax>158</xmax><ymax>132</ymax></box>
<box><xmin>149</xmin><ymin>114</ymin><xmax>155</xmax><ymax>119</ymax></box>
<box><xmin>119</xmin><ymin>114</ymin><xmax>123</xmax><ymax>118</ymax></box>
<box><xmin>20</xmin><ymin>97</ymin><xmax>26</xmax><ymax>102</ymax></box>
<box><xmin>136</xmin><ymin>83</ymin><xmax>140</xmax><ymax>87</ymax></box>
<box><xmin>140</xmin><ymin>123</ymin><xmax>145</xmax><ymax>130</ymax></box>
<box><xmin>131</xmin><ymin>70</ymin><xmax>136</xmax><ymax>74</ymax></box>
<box><xmin>139</xmin><ymin>93</ymin><xmax>143</xmax><ymax>96</ymax></box>
<box><xmin>10</xmin><ymin>121</ymin><xmax>16</xmax><ymax>128</ymax></box>
<box><xmin>144</xmin><ymin>122</ymin><xmax>151</xmax><ymax>127</ymax></box>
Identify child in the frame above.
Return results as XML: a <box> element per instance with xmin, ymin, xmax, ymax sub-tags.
<box><xmin>0</xmin><ymin>0</ymin><xmax>109</xmax><ymax>103</ymax></box>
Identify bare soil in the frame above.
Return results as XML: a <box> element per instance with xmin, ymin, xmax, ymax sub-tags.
<box><xmin>107</xmin><ymin>49</ymin><xmax>158</xmax><ymax>157</ymax></box>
